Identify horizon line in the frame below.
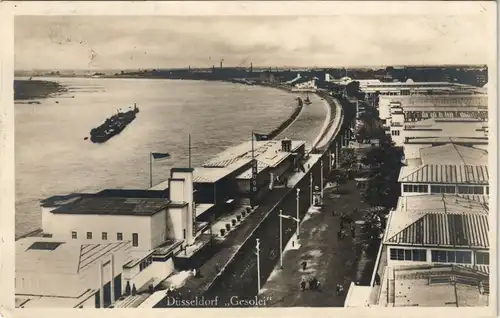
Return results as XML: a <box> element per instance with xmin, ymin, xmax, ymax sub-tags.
<box><xmin>15</xmin><ymin>63</ymin><xmax>489</xmax><ymax>72</ymax></box>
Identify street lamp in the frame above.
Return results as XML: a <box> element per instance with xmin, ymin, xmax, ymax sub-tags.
<box><xmin>279</xmin><ymin>211</ymin><xmax>300</xmax><ymax>269</ymax></box>
<box><xmin>320</xmin><ymin>160</ymin><xmax>324</xmax><ymax>199</ymax></box>
<box><xmin>296</xmin><ymin>188</ymin><xmax>301</xmax><ymax>238</ymax></box>
<box><xmin>310</xmin><ymin>173</ymin><xmax>313</xmax><ymax>206</ymax></box>
<box><xmin>255</xmin><ymin>238</ymin><xmax>261</xmax><ymax>293</ymax></box>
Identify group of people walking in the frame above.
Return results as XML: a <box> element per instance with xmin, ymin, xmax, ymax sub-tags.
<box><xmin>336</xmin><ymin>209</ymin><xmax>357</xmax><ymax>240</ymax></box>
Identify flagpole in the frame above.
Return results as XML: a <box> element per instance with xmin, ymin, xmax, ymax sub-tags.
<box><xmin>149</xmin><ymin>152</ymin><xmax>152</xmax><ymax>188</ymax></box>
<box><xmin>251</xmin><ymin>131</ymin><xmax>255</xmax><ymax>207</ymax></box>
<box><xmin>189</xmin><ymin>134</ymin><xmax>192</xmax><ymax>169</ymax></box>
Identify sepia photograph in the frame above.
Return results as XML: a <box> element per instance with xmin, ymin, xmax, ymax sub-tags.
<box><xmin>7</xmin><ymin>1</ymin><xmax>496</xmax><ymax>314</ymax></box>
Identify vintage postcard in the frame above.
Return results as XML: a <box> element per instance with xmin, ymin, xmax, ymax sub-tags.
<box><xmin>0</xmin><ymin>1</ymin><xmax>497</xmax><ymax>318</ymax></box>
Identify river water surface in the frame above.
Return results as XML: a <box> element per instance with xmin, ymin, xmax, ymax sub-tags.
<box><xmin>15</xmin><ymin>77</ymin><xmax>326</xmax><ymax>237</ymax></box>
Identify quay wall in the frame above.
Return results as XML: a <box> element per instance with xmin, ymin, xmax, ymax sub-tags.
<box><xmin>202</xmin><ymin>97</ymin><xmax>346</xmax><ymax>303</ymax></box>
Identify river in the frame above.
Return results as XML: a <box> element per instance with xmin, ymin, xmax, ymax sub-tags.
<box><xmin>15</xmin><ymin>77</ymin><xmax>327</xmax><ymax>237</ymax></box>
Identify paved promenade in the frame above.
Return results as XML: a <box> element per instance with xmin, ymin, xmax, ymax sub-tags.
<box><xmin>259</xmin><ymin>180</ymin><xmax>370</xmax><ymax>307</ymax></box>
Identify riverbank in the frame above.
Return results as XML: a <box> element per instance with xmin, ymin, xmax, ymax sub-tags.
<box><xmin>14</xmin><ymin>79</ymin><xmax>67</xmax><ymax>100</ymax></box>
<box><xmin>258</xmin><ymin>100</ymin><xmax>303</xmax><ymax>140</ymax></box>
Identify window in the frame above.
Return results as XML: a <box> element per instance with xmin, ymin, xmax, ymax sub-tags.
<box><xmin>390</xmin><ymin>248</ymin><xmax>427</xmax><ymax>261</ymax></box>
<box><xmin>132</xmin><ymin>233</ymin><xmax>139</xmax><ymax>247</ymax></box>
<box><xmin>102</xmin><ymin>232</ymin><xmax>107</xmax><ymax>240</ymax></box>
<box><xmin>28</xmin><ymin>241</ymin><xmax>64</xmax><ymax>251</ymax></box>
<box><xmin>431</xmin><ymin>250</ymin><xmax>472</xmax><ymax>264</ymax></box>
<box><xmin>117</xmin><ymin>233</ymin><xmax>123</xmax><ymax>241</ymax></box>
<box><xmin>403</xmin><ymin>184</ymin><xmax>428</xmax><ymax>193</ymax></box>
<box><xmin>458</xmin><ymin>186</ymin><xmax>484</xmax><ymax>195</ymax></box>
<box><xmin>87</xmin><ymin>232</ymin><xmax>92</xmax><ymax>240</ymax></box>
<box><xmin>391</xmin><ymin>130</ymin><xmax>400</xmax><ymax>136</ymax></box>
<box><xmin>72</xmin><ymin>231</ymin><xmax>77</xmax><ymax>239</ymax></box>
<box><xmin>430</xmin><ymin>185</ymin><xmax>456</xmax><ymax>194</ymax></box>
<box><xmin>476</xmin><ymin>252</ymin><xmax>489</xmax><ymax>265</ymax></box>
<box><xmin>486</xmin><ymin>187</ymin><xmax>489</xmax><ymax>195</ymax></box>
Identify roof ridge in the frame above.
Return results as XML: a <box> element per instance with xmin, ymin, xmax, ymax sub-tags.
<box><xmin>400</xmin><ymin>163</ymin><xmax>429</xmax><ymax>181</ymax></box>
<box><xmin>384</xmin><ymin>211</ymin><xmax>428</xmax><ymax>243</ymax></box>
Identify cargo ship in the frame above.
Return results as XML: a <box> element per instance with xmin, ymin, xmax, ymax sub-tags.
<box><xmin>89</xmin><ymin>103</ymin><xmax>139</xmax><ymax>143</ymax></box>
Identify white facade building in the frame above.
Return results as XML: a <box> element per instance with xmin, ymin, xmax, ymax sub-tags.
<box><xmin>379</xmin><ymin>94</ymin><xmax>488</xmax><ymax>124</ymax></box>
<box><xmin>16</xmin><ymin>238</ymin><xmax>132</xmax><ymax>308</ymax></box>
<box><xmin>390</xmin><ymin>117</ymin><xmax>488</xmax><ymax>148</ymax></box>
<box><xmin>383</xmin><ymin>195</ymin><xmax>489</xmax><ymax>271</ymax></box>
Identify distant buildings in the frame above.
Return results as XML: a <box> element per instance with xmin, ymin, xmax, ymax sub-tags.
<box><xmin>344</xmin><ymin>71</ymin><xmax>491</xmax><ymax>308</ymax></box>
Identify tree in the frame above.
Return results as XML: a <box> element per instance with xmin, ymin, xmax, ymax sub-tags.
<box><xmin>339</xmin><ymin>149</ymin><xmax>357</xmax><ymax>171</ymax></box>
<box><xmin>125</xmin><ymin>281</ymin><xmax>131</xmax><ymax>296</ymax></box>
<box><xmin>361</xmin><ymin>135</ymin><xmax>403</xmax><ymax>207</ymax></box>
<box><xmin>346</xmin><ymin>81</ymin><xmax>361</xmax><ymax>97</ymax></box>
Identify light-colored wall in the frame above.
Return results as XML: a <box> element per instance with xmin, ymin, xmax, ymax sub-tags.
<box><xmin>16</xmin><ymin>246</ymin><xmax>129</xmax><ymax>299</ymax></box>
<box><xmin>16</xmin><ymin>272</ymin><xmax>80</xmax><ymax>297</ymax></box>
<box><xmin>78</xmin><ymin>294</ymin><xmax>97</xmax><ymax>308</ymax></box>
<box><xmin>150</xmin><ymin>209</ymin><xmax>168</xmax><ymax>250</ymax></box>
<box><xmin>166</xmin><ymin>206</ymin><xmax>186</xmax><ymax>242</ymax></box>
<box><xmin>42</xmin><ymin>213</ymin><xmax>153</xmax><ymax>252</ymax></box>
<box><xmin>171</xmin><ymin>171</ymin><xmax>194</xmax><ymax>244</ymax></box>
<box><xmin>124</xmin><ymin>259</ymin><xmax>175</xmax><ymax>291</ymax></box>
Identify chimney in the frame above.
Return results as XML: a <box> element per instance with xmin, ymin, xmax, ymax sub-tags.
<box><xmin>220</xmin><ymin>61</ymin><xmax>223</xmax><ymax>69</ymax></box>
<box><xmin>212</xmin><ymin>65</ymin><xmax>215</xmax><ymax>73</ymax></box>
<box><xmin>170</xmin><ymin>168</ymin><xmax>195</xmax><ymax>245</ymax></box>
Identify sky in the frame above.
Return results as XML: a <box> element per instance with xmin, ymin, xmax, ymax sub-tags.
<box><xmin>14</xmin><ymin>15</ymin><xmax>493</xmax><ymax>70</ymax></box>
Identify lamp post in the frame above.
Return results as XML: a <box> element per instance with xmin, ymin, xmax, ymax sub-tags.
<box><xmin>309</xmin><ymin>173</ymin><xmax>313</xmax><ymax>206</ymax></box>
<box><xmin>320</xmin><ymin>160</ymin><xmax>324</xmax><ymax>199</ymax></box>
<box><xmin>255</xmin><ymin>238</ymin><xmax>261</xmax><ymax>293</ymax></box>
<box><xmin>279</xmin><ymin>212</ymin><xmax>300</xmax><ymax>268</ymax></box>
<box><xmin>279</xmin><ymin>209</ymin><xmax>283</xmax><ymax>269</ymax></box>
<box><xmin>296</xmin><ymin>188</ymin><xmax>300</xmax><ymax>238</ymax></box>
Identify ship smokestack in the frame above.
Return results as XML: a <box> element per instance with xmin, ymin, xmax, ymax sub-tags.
<box><xmin>250</xmin><ymin>63</ymin><xmax>253</xmax><ymax>73</ymax></box>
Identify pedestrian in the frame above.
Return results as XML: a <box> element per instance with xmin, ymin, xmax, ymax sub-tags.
<box><xmin>332</xmin><ymin>209</ymin><xmax>335</xmax><ymax>216</ymax></box>
<box><xmin>351</xmin><ymin>227</ymin><xmax>356</xmax><ymax>238</ymax></box>
<box><xmin>340</xmin><ymin>222</ymin><xmax>344</xmax><ymax>230</ymax></box>
<box><xmin>375</xmin><ymin>273</ymin><xmax>381</xmax><ymax>285</ymax></box>
<box><xmin>301</xmin><ymin>261</ymin><xmax>307</xmax><ymax>271</ymax></box>
<box><xmin>300</xmin><ymin>279</ymin><xmax>306</xmax><ymax>291</ymax></box>
<box><xmin>336</xmin><ymin>284</ymin><xmax>344</xmax><ymax>296</ymax></box>
<box><xmin>308</xmin><ymin>278</ymin><xmax>315</xmax><ymax>290</ymax></box>
<box><xmin>337</xmin><ymin>230</ymin><xmax>342</xmax><ymax>239</ymax></box>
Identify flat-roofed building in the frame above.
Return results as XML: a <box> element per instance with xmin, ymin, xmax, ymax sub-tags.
<box><xmin>361</xmin><ymin>80</ymin><xmax>481</xmax><ymax>99</ymax></box>
<box><xmin>398</xmin><ymin>164</ymin><xmax>489</xmax><ymax>196</ymax></box>
<box><xmin>16</xmin><ymin>237</ymin><xmax>132</xmax><ymax>308</ymax></box>
<box><xmin>375</xmin><ymin>264</ymin><xmax>490</xmax><ymax>307</ymax></box>
<box><xmin>390</xmin><ymin>117</ymin><xmax>488</xmax><ymax>148</ymax></box>
<box><xmin>404</xmin><ymin>137</ymin><xmax>489</xmax><ymax>160</ymax></box>
<box><xmin>150</xmin><ymin>139</ymin><xmax>306</xmax><ymax>205</ymax></box>
<box><xmin>379</xmin><ymin>94</ymin><xmax>488</xmax><ymax>123</ymax></box>
<box><xmin>42</xmin><ymin>194</ymin><xmax>188</xmax><ymax>254</ymax></box>
<box><xmin>384</xmin><ymin>195</ymin><xmax>489</xmax><ymax>269</ymax></box>
<box><xmin>399</xmin><ymin>143</ymin><xmax>489</xmax><ymax>196</ymax></box>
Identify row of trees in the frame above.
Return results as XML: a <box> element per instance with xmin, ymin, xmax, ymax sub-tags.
<box><xmin>360</xmin><ymin>134</ymin><xmax>403</xmax><ymax>207</ymax></box>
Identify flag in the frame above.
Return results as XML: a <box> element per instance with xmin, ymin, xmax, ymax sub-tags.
<box><xmin>254</xmin><ymin>133</ymin><xmax>269</xmax><ymax>141</ymax></box>
<box><xmin>151</xmin><ymin>152</ymin><xmax>171</xmax><ymax>161</ymax></box>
